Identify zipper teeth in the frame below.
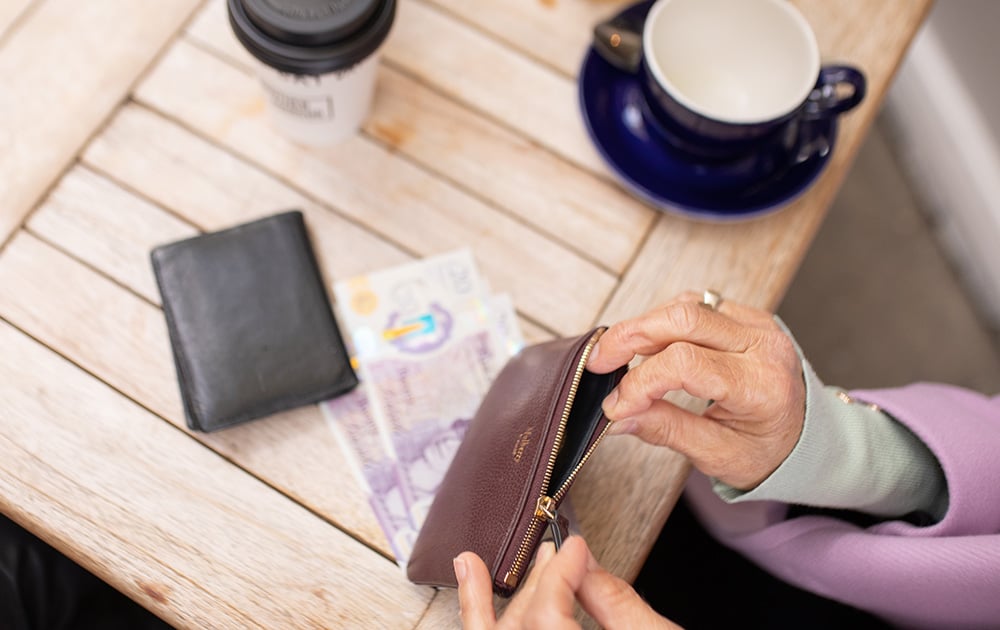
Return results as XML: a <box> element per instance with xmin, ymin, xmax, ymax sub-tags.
<box><xmin>504</xmin><ymin>329</ymin><xmax>604</xmax><ymax>588</ymax></box>
<box><xmin>538</xmin><ymin>329</ymin><xmax>600</xmax><ymax>497</ymax></box>
<box><xmin>503</xmin><ymin>421</ymin><xmax>611</xmax><ymax>589</ymax></box>
<box><xmin>552</xmin><ymin>421</ymin><xmax>611</xmax><ymax>503</ymax></box>
<box><xmin>504</xmin><ymin>518</ymin><xmax>543</xmax><ymax>588</ymax></box>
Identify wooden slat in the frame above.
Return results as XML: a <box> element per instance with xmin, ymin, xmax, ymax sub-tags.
<box><xmin>382</xmin><ymin>0</ymin><xmax>606</xmax><ymax>176</ymax></box>
<box><xmin>414</xmin><ymin>592</ymin><xmax>460</xmax><ymax>630</ymax></box>
<box><xmin>184</xmin><ymin>0</ymin><xmax>655</xmax><ymax>275</ymax></box>
<box><xmin>0</xmin><ymin>231</ymin><xmax>183</xmax><ymax>421</ymax></box>
<box><xmin>81</xmin><ymin>105</ymin><xmax>413</xmax><ymax>287</ymax></box>
<box><xmin>183</xmin><ymin>0</ymin><xmax>248</xmax><ymax>66</ymax></box>
<box><xmin>421</xmin><ymin>0</ymin><xmax>616</xmax><ymax>78</ymax></box>
<box><xmin>0</xmin><ymin>319</ymin><xmax>431</xmax><ymax>629</ymax></box>
<box><xmin>413</xmin><ymin>586</ymin><xmax>516</xmax><ymax>630</ymax></box>
<box><xmin>133</xmin><ymin>39</ymin><xmax>615</xmax><ymax>335</ymax></box>
<box><xmin>81</xmin><ymin>104</ymin><xmax>548</xmax><ymax>340</ymax></box>
<box><xmin>0</xmin><ymin>0</ymin><xmax>201</xmax><ymax>246</ymax></box>
<box><xmin>27</xmin><ymin>166</ymin><xmax>197</xmax><ymax>303</ymax></box>
<box><xmin>0</xmin><ymin>228</ymin><xmax>393</xmax><ymax>557</ymax></box>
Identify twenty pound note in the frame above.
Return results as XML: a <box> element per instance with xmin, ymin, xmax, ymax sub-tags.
<box><xmin>322</xmin><ymin>251</ymin><xmax>522</xmax><ymax>567</ymax></box>
<box><xmin>335</xmin><ymin>249</ymin><xmax>492</xmax><ymax>365</ymax></box>
<box><xmin>321</xmin><ymin>383</ymin><xmax>417</xmax><ymax>562</ymax></box>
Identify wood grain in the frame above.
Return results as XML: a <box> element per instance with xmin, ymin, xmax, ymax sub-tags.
<box><xmin>27</xmin><ymin>166</ymin><xmax>198</xmax><ymax>304</ymax></box>
<box><xmin>414</xmin><ymin>585</ymin><xmax>523</xmax><ymax>630</ymax></box>
<box><xmin>82</xmin><ymin>104</ymin><xmax>413</xmax><ymax>288</ymax></box>
<box><xmin>421</xmin><ymin>0</ymin><xmax>618</xmax><ymax>78</ymax></box>
<box><xmin>382</xmin><ymin>0</ymin><xmax>607</xmax><ymax>176</ymax></box>
<box><xmin>0</xmin><ymin>231</ymin><xmax>185</xmax><ymax>420</ymax></box>
<box><xmin>414</xmin><ymin>591</ymin><xmax>460</xmax><ymax>630</ymax></box>
<box><xmin>0</xmin><ymin>0</ymin><xmax>201</xmax><ymax>246</ymax></box>
<box><xmin>81</xmin><ymin>103</ymin><xmax>547</xmax><ymax>338</ymax></box>
<box><xmin>371</xmin><ymin>66</ymin><xmax>653</xmax><ymax>276</ymax></box>
<box><xmin>134</xmin><ymin>39</ymin><xmax>616</xmax><ymax>335</ymax></box>
<box><xmin>184</xmin><ymin>0</ymin><xmax>655</xmax><ymax>275</ymax></box>
<box><xmin>0</xmin><ymin>319</ymin><xmax>431</xmax><ymax>629</ymax></box>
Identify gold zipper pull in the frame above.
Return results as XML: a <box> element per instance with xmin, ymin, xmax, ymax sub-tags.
<box><xmin>535</xmin><ymin>496</ymin><xmax>563</xmax><ymax>550</ymax></box>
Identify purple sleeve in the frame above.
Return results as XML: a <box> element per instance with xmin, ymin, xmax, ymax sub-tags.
<box><xmin>685</xmin><ymin>383</ymin><xmax>1000</xmax><ymax>628</ymax></box>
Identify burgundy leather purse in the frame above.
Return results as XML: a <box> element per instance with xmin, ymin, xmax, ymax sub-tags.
<box><xmin>407</xmin><ymin>328</ymin><xmax>627</xmax><ymax>596</ymax></box>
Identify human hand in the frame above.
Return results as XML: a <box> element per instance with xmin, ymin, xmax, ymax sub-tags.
<box><xmin>587</xmin><ymin>292</ymin><xmax>805</xmax><ymax>490</ymax></box>
<box><xmin>454</xmin><ymin>536</ymin><xmax>679</xmax><ymax>629</ymax></box>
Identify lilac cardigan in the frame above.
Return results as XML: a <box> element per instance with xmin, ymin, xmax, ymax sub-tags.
<box><xmin>685</xmin><ymin>383</ymin><xmax>1000</xmax><ymax>628</ymax></box>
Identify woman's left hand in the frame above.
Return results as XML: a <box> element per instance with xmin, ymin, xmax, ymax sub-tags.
<box><xmin>454</xmin><ymin>536</ymin><xmax>679</xmax><ymax>629</ymax></box>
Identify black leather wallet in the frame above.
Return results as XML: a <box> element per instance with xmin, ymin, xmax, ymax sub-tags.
<box><xmin>151</xmin><ymin>211</ymin><xmax>357</xmax><ymax>432</ymax></box>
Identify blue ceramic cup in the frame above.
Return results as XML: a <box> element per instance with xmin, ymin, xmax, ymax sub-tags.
<box><xmin>637</xmin><ymin>0</ymin><xmax>865</xmax><ymax>170</ymax></box>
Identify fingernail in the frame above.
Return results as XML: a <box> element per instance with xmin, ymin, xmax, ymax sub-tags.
<box><xmin>602</xmin><ymin>388</ymin><xmax>619</xmax><ymax>412</ymax></box>
<box><xmin>607</xmin><ymin>419</ymin><xmax>636</xmax><ymax>436</ymax></box>
<box><xmin>453</xmin><ymin>556</ymin><xmax>467</xmax><ymax>582</ymax></box>
<box><xmin>587</xmin><ymin>341</ymin><xmax>601</xmax><ymax>368</ymax></box>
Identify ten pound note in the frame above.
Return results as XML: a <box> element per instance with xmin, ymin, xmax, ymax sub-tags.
<box><xmin>320</xmin><ymin>250</ymin><xmax>522</xmax><ymax>567</ymax></box>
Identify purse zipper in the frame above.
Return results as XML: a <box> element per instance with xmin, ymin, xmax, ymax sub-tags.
<box><xmin>535</xmin><ymin>496</ymin><xmax>564</xmax><ymax>549</ymax></box>
<box><xmin>539</xmin><ymin>416</ymin><xmax>611</xmax><ymax>549</ymax></box>
<box><xmin>501</xmin><ymin>329</ymin><xmax>608</xmax><ymax>590</ymax></box>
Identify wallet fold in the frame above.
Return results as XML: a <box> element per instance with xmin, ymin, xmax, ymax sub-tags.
<box><xmin>407</xmin><ymin>328</ymin><xmax>626</xmax><ymax>595</ymax></box>
<box><xmin>151</xmin><ymin>211</ymin><xmax>357</xmax><ymax>432</ymax></box>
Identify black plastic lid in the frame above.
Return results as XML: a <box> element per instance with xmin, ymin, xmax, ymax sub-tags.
<box><xmin>228</xmin><ymin>0</ymin><xmax>395</xmax><ymax>75</ymax></box>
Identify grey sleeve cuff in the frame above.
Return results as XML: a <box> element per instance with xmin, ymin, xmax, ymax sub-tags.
<box><xmin>712</xmin><ymin>317</ymin><xmax>948</xmax><ymax>521</ymax></box>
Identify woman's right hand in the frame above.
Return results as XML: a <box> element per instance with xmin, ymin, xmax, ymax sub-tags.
<box><xmin>587</xmin><ymin>292</ymin><xmax>806</xmax><ymax>490</ymax></box>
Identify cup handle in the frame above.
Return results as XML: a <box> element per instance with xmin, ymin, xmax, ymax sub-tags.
<box><xmin>593</xmin><ymin>13</ymin><xmax>645</xmax><ymax>74</ymax></box>
<box><xmin>803</xmin><ymin>65</ymin><xmax>867</xmax><ymax>120</ymax></box>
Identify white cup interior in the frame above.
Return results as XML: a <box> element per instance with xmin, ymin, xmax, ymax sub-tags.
<box><xmin>643</xmin><ymin>0</ymin><xmax>820</xmax><ymax>124</ymax></box>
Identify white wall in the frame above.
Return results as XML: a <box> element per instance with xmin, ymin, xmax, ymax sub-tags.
<box><xmin>884</xmin><ymin>1</ymin><xmax>1000</xmax><ymax>327</ymax></box>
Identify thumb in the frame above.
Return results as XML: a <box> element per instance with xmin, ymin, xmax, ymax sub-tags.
<box><xmin>455</xmin><ymin>552</ymin><xmax>497</xmax><ymax>630</ymax></box>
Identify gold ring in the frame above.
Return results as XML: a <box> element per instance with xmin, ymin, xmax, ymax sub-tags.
<box><xmin>701</xmin><ymin>289</ymin><xmax>723</xmax><ymax>312</ymax></box>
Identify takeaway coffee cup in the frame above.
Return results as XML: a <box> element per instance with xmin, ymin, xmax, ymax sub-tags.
<box><xmin>228</xmin><ymin>0</ymin><xmax>395</xmax><ymax>146</ymax></box>
<box><xmin>637</xmin><ymin>0</ymin><xmax>865</xmax><ymax>164</ymax></box>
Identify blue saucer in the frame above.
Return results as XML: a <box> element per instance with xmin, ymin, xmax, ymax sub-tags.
<box><xmin>578</xmin><ymin>5</ymin><xmax>835</xmax><ymax>221</ymax></box>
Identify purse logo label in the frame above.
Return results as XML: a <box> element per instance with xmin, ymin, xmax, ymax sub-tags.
<box><xmin>512</xmin><ymin>427</ymin><xmax>535</xmax><ymax>463</ymax></box>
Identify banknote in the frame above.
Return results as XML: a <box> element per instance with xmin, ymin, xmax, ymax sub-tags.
<box><xmin>334</xmin><ymin>249</ymin><xmax>492</xmax><ymax>364</ymax></box>
<box><xmin>361</xmin><ymin>328</ymin><xmax>497</xmax><ymax>530</ymax></box>
<box><xmin>486</xmin><ymin>293</ymin><xmax>523</xmax><ymax>364</ymax></box>
<box><xmin>319</xmin><ymin>385</ymin><xmax>417</xmax><ymax>565</ymax></box>
<box><xmin>323</xmin><ymin>251</ymin><xmax>523</xmax><ymax>567</ymax></box>
<box><xmin>354</xmin><ymin>294</ymin><xmax>521</xmax><ymax>532</ymax></box>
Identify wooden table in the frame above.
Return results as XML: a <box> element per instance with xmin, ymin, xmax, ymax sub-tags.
<box><xmin>0</xmin><ymin>0</ymin><xmax>931</xmax><ymax>627</ymax></box>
